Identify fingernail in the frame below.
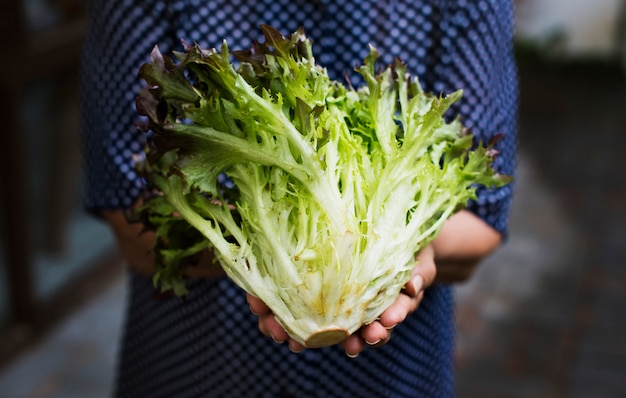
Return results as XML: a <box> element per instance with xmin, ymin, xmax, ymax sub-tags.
<box><xmin>346</xmin><ymin>352</ymin><xmax>359</xmax><ymax>359</ymax></box>
<box><xmin>270</xmin><ymin>331</ymin><xmax>283</xmax><ymax>344</ymax></box>
<box><xmin>288</xmin><ymin>343</ymin><xmax>304</xmax><ymax>354</ymax></box>
<box><xmin>384</xmin><ymin>323</ymin><xmax>397</xmax><ymax>330</ymax></box>
<box><xmin>411</xmin><ymin>275</ymin><xmax>423</xmax><ymax>295</ymax></box>
<box><xmin>365</xmin><ymin>338</ymin><xmax>381</xmax><ymax>346</ymax></box>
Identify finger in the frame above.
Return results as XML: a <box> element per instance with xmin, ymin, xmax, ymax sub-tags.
<box><xmin>402</xmin><ymin>274</ymin><xmax>424</xmax><ymax>298</ymax></box>
<box><xmin>378</xmin><ymin>291</ymin><xmax>423</xmax><ymax>329</ymax></box>
<box><xmin>360</xmin><ymin>320</ymin><xmax>390</xmax><ymax>346</ymax></box>
<box><xmin>258</xmin><ymin>313</ymin><xmax>289</xmax><ymax>344</ymax></box>
<box><xmin>246</xmin><ymin>294</ymin><xmax>271</xmax><ymax>315</ymax></box>
<box><xmin>288</xmin><ymin>339</ymin><xmax>306</xmax><ymax>353</ymax></box>
<box><xmin>405</xmin><ymin>246</ymin><xmax>437</xmax><ymax>296</ymax></box>
<box><xmin>341</xmin><ymin>334</ymin><xmax>365</xmax><ymax>358</ymax></box>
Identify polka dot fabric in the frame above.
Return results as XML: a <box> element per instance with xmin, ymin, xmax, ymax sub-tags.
<box><xmin>114</xmin><ymin>273</ymin><xmax>455</xmax><ymax>398</ymax></box>
<box><xmin>81</xmin><ymin>1</ymin><xmax>518</xmax><ymax>397</ymax></box>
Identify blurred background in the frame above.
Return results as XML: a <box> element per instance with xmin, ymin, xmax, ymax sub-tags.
<box><xmin>0</xmin><ymin>0</ymin><xmax>624</xmax><ymax>397</ymax></box>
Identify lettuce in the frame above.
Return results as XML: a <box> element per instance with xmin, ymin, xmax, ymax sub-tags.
<box><xmin>134</xmin><ymin>25</ymin><xmax>510</xmax><ymax>347</ymax></box>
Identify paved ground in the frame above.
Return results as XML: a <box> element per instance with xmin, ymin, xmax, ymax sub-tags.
<box><xmin>455</xmin><ymin>62</ymin><xmax>626</xmax><ymax>398</ymax></box>
<box><xmin>0</xmin><ymin>276</ymin><xmax>125</xmax><ymax>398</ymax></box>
<box><xmin>0</xmin><ymin>62</ymin><xmax>624</xmax><ymax>398</ymax></box>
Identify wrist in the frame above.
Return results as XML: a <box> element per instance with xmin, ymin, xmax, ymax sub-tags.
<box><xmin>430</xmin><ymin>210</ymin><xmax>502</xmax><ymax>284</ymax></box>
<box><xmin>432</xmin><ymin>210</ymin><xmax>501</xmax><ymax>262</ymax></box>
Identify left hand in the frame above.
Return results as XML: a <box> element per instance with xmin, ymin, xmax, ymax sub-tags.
<box><xmin>246</xmin><ymin>244</ymin><xmax>437</xmax><ymax>357</ymax></box>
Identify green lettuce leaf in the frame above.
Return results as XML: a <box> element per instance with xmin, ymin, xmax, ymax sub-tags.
<box><xmin>133</xmin><ymin>25</ymin><xmax>511</xmax><ymax>347</ymax></box>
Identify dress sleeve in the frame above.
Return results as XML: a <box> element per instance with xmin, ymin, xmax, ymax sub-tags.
<box><xmin>80</xmin><ymin>0</ymin><xmax>180</xmax><ymax>214</ymax></box>
<box><xmin>428</xmin><ymin>0</ymin><xmax>519</xmax><ymax>236</ymax></box>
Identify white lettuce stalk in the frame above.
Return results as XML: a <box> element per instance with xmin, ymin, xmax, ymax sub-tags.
<box><xmin>133</xmin><ymin>25</ymin><xmax>510</xmax><ymax>347</ymax></box>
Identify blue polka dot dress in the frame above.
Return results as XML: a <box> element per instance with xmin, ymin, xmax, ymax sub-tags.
<box><xmin>81</xmin><ymin>1</ymin><xmax>518</xmax><ymax>397</ymax></box>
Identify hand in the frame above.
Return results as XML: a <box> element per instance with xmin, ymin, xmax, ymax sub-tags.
<box><xmin>103</xmin><ymin>209</ymin><xmax>226</xmax><ymax>279</ymax></box>
<box><xmin>342</xmin><ymin>244</ymin><xmax>437</xmax><ymax>356</ymax></box>
<box><xmin>246</xmin><ymin>244</ymin><xmax>437</xmax><ymax>357</ymax></box>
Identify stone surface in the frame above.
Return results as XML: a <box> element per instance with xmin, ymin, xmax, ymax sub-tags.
<box><xmin>0</xmin><ymin>277</ymin><xmax>126</xmax><ymax>398</ymax></box>
<box><xmin>454</xmin><ymin>62</ymin><xmax>626</xmax><ymax>398</ymax></box>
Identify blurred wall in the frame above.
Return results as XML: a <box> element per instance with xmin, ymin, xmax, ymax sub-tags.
<box><xmin>516</xmin><ymin>0</ymin><xmax>624</xmax><ymax>59</ymax></box>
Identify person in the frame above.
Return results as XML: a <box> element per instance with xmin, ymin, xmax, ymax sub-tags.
<box><xmin>81</xmin><ymin>0</ymin><xmax>518</xmax><ymax>396</ymax></box>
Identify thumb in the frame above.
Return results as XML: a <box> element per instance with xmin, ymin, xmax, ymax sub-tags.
<box><xmin>404</xmin><ymin>245</ymin><xmax>437</xmax><ymax>297</ymax></box>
